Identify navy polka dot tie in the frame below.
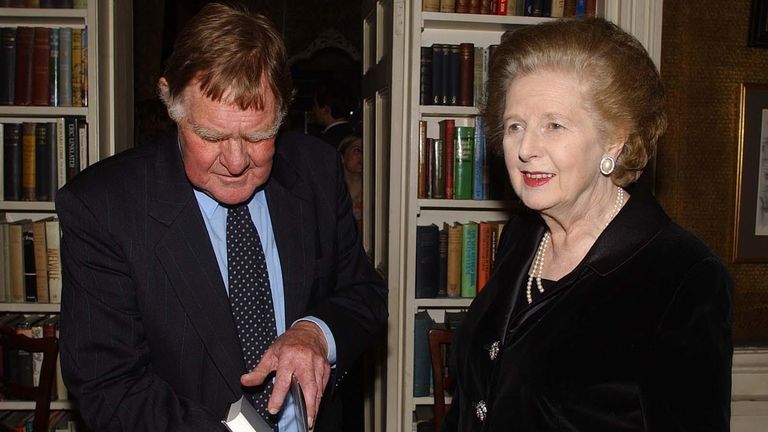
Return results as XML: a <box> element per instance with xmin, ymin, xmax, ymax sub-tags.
<box><xmin>227</xmin><ymin>205</ymin><xmax>278</xmax><ymax>430</ymax></box>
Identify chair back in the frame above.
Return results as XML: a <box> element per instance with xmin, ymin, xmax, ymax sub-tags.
<box><xmin>428</xmin><ymin>327</ymin><xmax>455</xmax><ymax>432</ymax></box>
<box><xmin>0</xmin><ymin>326</ymin><xmax>59</xmax><ymax>432</ymax></box>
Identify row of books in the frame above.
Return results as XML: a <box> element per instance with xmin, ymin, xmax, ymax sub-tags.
<box><xmin>0</xmin><ymin>0</ymin><xmax>86</xmax><ymax>7</ymax></box>
<box><xmin>419</xmin><ymin>42</ymin><xmax>496</xmax><ymax>108</ymax></box>
<box><xmin>0</xmin><ymin>410</ymin><xmax>84</xmax><ymax>432</ymax></box>
<box><xmin>0</xmin><ymin>218</ymin><xmax>62</xmax><ymax>305</ymax></box>
<box><xmin>1</xmin><ymin>26</ymin><xmax>88</xmax><ymax>107</ymax></box>
<box><xmin>415</xmin><ymin>220</ymin><xmax>506</xmax><ymax>300</ymax></box>
<box><xmin>424</xmin><ymin>0</ymin><xmax>597</xmax><ymax>17</ymax></box>
<box><xmin>2</xmin><ymin>118</ymin><xmax>87</xmax><ymax>202</ymax></box>
<box><xmin>418</xmin><ymin>119</ymin><xmax>511</xmax><ymax>201</ymax></box>
<box><xmin>413</xmin><ymin>310</ymin><xmax>465</xmax><ymax>397</ymax></box>
<box><xmin>0</xmin><ymin>313</ymin><xmax>66</xmax><ymax>401</ymax></box>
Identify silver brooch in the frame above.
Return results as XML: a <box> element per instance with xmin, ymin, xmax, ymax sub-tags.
<box><xmin>488</xmin><ymin>340</ymin><xmax>500</xmax><ymax>360</ymax></box>
<box><xmin>474</xmin><ymin>400</ymin><xmax>487</xmax><ymax>421</ymax></box>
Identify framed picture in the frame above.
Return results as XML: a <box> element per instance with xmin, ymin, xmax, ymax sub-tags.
<box><xmin>749</xmin><ymin>0</ymin><xmax>768</xmax><ymax>47</ymax></box>
<box><xmin>734</xmin><ymin>83</ymin><xmax>768</xmax><ymax>262</ymax></box>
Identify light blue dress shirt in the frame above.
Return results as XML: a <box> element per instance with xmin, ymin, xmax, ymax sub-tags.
<box><xmin>194</xmin><ymin>188</ymin><xmax>336</xmax><ymax>431</ymax></box>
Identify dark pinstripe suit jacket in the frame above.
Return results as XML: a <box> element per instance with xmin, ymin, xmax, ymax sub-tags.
<box><xmin>55</xmin><ymin>131</ymin><xmax>387</xmax><ymax>431</ymax></box>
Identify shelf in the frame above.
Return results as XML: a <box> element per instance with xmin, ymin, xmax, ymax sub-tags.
<box><xmin>413</xmin><ymin>395</ymin><xmax>452</xmax><ymax>407</ymax></box>
<box><xmin>0</xmin><ymin>201</ymin><xmax>56</xmax><ymax>212</ymax></box>
<box><xmin>0</xmin><ymin>400</ymin><xmax>74</xmax><ymax>410</ymax></box>
<box><xmin>416</xmin><ymin>298</ymin><xmax>473</xmax><ymax>308</ymax></box>
<box><xmin>418</xmin><ymin>199</ymin><xmax>509</xmax><ymax>210</ymax></box>
<box><xmin>0</xmin><ymin>106</ymin><xmax>89</xmax><ymax>117</ymax></box>
<box><xmin>0</xmin><ymin>8</ymin><xmax>86</xmax><ymax>26</ymax></box>
<box><xmin>420</xmin><ymin>105</ymin><xmax>479</xmax><ymax>117</ymax></box>
<box><xmin>0</xmin><ymin>303</ymin><xmax>61</xmax><ymax>313</ymax></box>
<box><xmin>422</xmin><ymin>12</ymin><xmax>554</xmax><ymax>31</ymax></box>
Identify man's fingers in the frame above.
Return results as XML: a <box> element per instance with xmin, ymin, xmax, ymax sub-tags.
<box><xmin>267</xmin><ymin>369</ymin><xmax>292</xmax><ymax>415</ymax></box>
<box><xmin>240</xmin><ymin>351</ymin><xmax>277</xmax><ymax>386</ymax></box>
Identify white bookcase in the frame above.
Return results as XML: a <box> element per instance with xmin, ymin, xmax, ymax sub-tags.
<box><xmin>0</xmin><ymin>0</ymin><xmax>132</xmax><ymax>415</ymax></box>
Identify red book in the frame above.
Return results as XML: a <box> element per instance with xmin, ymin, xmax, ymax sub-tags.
<box><xmin>477</xmin><ymin>221</ymin><xmax>494</xmax><ymax>291</ymax></box>
<box><xmin>14</xmin><ymin>27</ymin><xmax>34</xmax><ymax>106</ymax></box>
<box><xmin>495</xmin><ymin>0</ymin><xmax>507</xmax><ymax>14</ymax></box>
<box><xmin>458</xmin><ymin>43</ymin><xmax>474</xmax><ymax>107</ymax></box>
<box><xmin>32</xmin><ymin>27</ymin><xmax>50</xmax><ymax>106</ymax></box>
<box><xmin>418</xmin><ymin>120</ymin><xmax>428</xmax><ymax>199</ymax></box>
<box><xmin>439</xmin><ymin>119</ymin><xmax>455</xmax><ymax>199</ymax></box>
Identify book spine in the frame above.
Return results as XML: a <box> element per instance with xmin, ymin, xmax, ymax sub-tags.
<box><xmin>57</xmin><ymin>28</ymin><xmax>71</xmax><ymax>107</ymax></box>
<box><xmin>80</xmin><ymin>27</ymin><xmax>87</xmax><ymax>106</ymax></box>
<box><xmin>13</xmin><ymin>27</ymin><xmax>34</xmax><ymax>106</ymax></box>
<box><xmin>477</xmin><ymin>221</ymin><xmax>493</xmax><ymax>292</ymax></box>
<box><xmin>4</xmin><ymin>123</ymin><xmax>22</xmax><ymax>200</ymax></box>
<box><xmin>9</xmin><ymin>224</ymin><xmax>25</xmax><ymax>302</ymax></box>
<box><xmin>22</xmin><ymin>226</ymin><xmax>37</xmax><ymax>302</ymax></box>
<box><xmin>458</xmin><ymin>43</ymin><xmax>474</xmax><ymax>107</ymax></box>
<box><xmin>65</xmin><ymin>116</ymin><xmax>78</xmax><ymax>180</ymax></box>
<box><xmin>575</xmin><ymin>0</ymin><xmax>586</xmax><ymax>16</ymax></box>
<box><xmin>49</xmin><ymin>28</ymin><xmax>59</xmax><ymax>106</ymax></box>
<box><xmin>21</xmin><ymin>122</ymin><xmax>36</xmax><ymax>200</ymax></box>
<box><xmin>31</xmin><ymin>27</ymin><xmax>50</xmax><ymax>106</ymax></box>
<box><xmin>71</xmin><ymin>28</ymin><xmax>81</xmax><ymax>107</ymax></box>
<box><xmin>454</xmin><ymin>126</ymin><xmax>474</xmax><ymax>199</ymax></box>
<box><xmin>417</xmin><ymin>120</ymin><xmax>428</xmax><ymax>199</ymax></box>
<box><xmin>469</xmin><ymin>0</ymin><xmax>481</xmax><ymax>14</ymax></box>
<box><xmin>440</xmin><ymin>119</ymin><xmax>455</xmax><ymax>199</ymax></box>
<box><xmin>425</xmin><ymin>138</ymin><xmax>434</xmax><ymax>198</ymax></box>
<box><xmin>448</xmin><ymin>44</ymin><xmax>459</xmax><ymax>106</ymax></box>
<box><xmin>55</xmin><ymin>117</ymin><xmax>65</xmax><ymax>188</ymax></box>
<box><xmin>473</xmin><ymin>46</ymin><xmax>484</xmax><ymax>107</ymax></box>
<box><xmin>437</xmin><ymin>225</ymin><xmax>448</xmax><ymax>297</ymax></box>
<box><xmin>446</xmin><ymin>223</ymin><xmax>462</xmax><ymax>297</ymax></box>
<box><xmin>460</xmin><ymin>222</ymin><xmax>478</xmax><ymax>298</ymax></box>
<box><xmin>472</xmin><ymin>116</ymin><xmax>485</xmax><ymax>200</ymax></box>
<box><xmin>456</xmin><ymin>0</ymin><xmax>470</xmax><ymax>13</ymax></box>
<box><xmin>34</xmin><ymin>122</ymin><xmax>52</xmax><ymax>200</ymax></box>
<box><xmin>78</xmin><ymin>118</ymin><xmax>87</xmax><ymax>169</ymax></box>
<box><xmin>32</xmin><ymin>220</ymin><xmax>49</xmax><ymax>303</ymax></box>
<box><xmin>0</xmin><ymin>223</ymin><xmax>7</xmax><ymax>302</ymax></box>
<box><xmin>413</xmin><ymin>311</ymin><xmax>434</xmax><ymax>397</ymax></box>
<box><xmin>550</xmin><ymin>0</ymin><xmax>565</xmax><ymax>17</ymax></box>
<box><xmin>0</xmin><ymin>28</ymin><xmax>16</xmax><ymax>105</ymax></box>
<box><xmin>430</xmin><ymin>44</ymin><xmax>443</xmax><ymax>105</ymax></box>
<box><xmin>563</xmin><ymin>0</ymin><xmax>576</xmax><ymax>17</ymax></box>
<box><xmin>415</xmin><ymin>224</ymin><xmax>440</xmax><ymax>298</ymax></box>
<box><xmin>507</xmin><ymin>0</ymin><xmax>518</xmax><ymax>15</ymax></box>
<box><xmin>497</xmin><ymin>0</ymin><xmax>508</xmax><ymax>15</ymax></box>
<box><xmin>419</xmin><ymin>46</ymin><xmax>432</xmax><ymax>106</ymax></box>
<box><xmin>431</xmin><ymin>138</ymin><xmax>445</xmax><ymax>199</ymax></box>
<box><xmin>440</xmin><ymin>0</ymin><xmax>456</xmax><ymax>12</ymax></box>
<box><xmin>45</xmin><ymin>219</ymin><xmax>61</xmax><ymax>304</ymax></box>
<box><xmin>422</xmin><ymin>0</ymin><xmax>440</xmax><ymax>12</ymax></box>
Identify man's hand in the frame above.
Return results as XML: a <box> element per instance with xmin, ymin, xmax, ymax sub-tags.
<box><xmin>241</xmin><ymin>321</ymin><xmax>331</xmax><ymax>430</ymax></box>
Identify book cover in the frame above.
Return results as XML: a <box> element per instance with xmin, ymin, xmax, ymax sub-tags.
<box><xmin>77</xmin><ymin>118</ymin><xmax>87</xmax><ymax>169</ymax></box>
<box><xmin>45</xmin><ymin>218</ymin><xmax>61</xmax><ymax>304</ymax></box>
<box><xmin>4</xmin><ymin>123</ymin><xmax>22</xmax><ymax>200</ymax></box>
<box><xmin>446</xmin><ymin>223</ymin><xmax>462</xmax><ymax>297</ymax></box>
<box><xmin>430</xmin><ymin>44</ymin><xmax>443</xmax><ymax>105</ymax></box>
<box><xmin>413</xmin><ymin>311</ymin><xmax>433</xmax><ymax>397</ymax></box>
<box><xmin>419</xmin><ymin>46</ymin><xmax>432</xmax><ymax>106</ymax></box>
<box><xmin>35</xmin><ymin>122</ymin><xmax>55</xmax><ymax>201</ymax></box>
<box><xmin>13</xmin><ymin>27</ymin><xmax>34</xmax><ymax>106</ymax></box>
<box><xmin>55</xmin><ymin>117</ymin><xmax>66</xmax><ymax>187</ymax></box>
<box><xmin>454</xmin><ymin>126</ymin><xmax>474</xmax><ymax>200</ymax></box>
<box><xmin>58</xmin><ymin>27</ymin><xmax>72</xmax><ymax>107</ymax></box>
<box><xmin>437</xmin><ymin>225</ymin><xmax>448</xmax><ymax>297</ymax></box>
<box><xmin>0</xmin><ymin>222</ymin><xmax>10</xmax><ymax>302</ymax></box>
<box><xmin>417</xmin><ymin>120</ymin><xmax>427</xmax><ymax>199</ymax></box>
<box><xmin>71</xmin><ymin>28</ymin><xmax>82</xmax><ymax>107</ymax></box>
<box><xmin>0</xmin><ymin>28</ymin><xmax>16</xmax><ymax>105</ymax></box>
<box><xmin>575</xmin><ymin>0</ymin><xmax>586</xmax><ymax>16</ymax></box>
<box><xmin>438</xmin><ymin>119</ymin><xmax>455</xmax><ymax>199</ymax></box>
<box><xmin>415</xmin><ymin>224</ymin><xmax>439</xmax><ymax>298</ymax></box>
<box><xmin>469</xmin><ymin>0</ymin><xmax>481</xmax><ymax>14</ymax></box>
<box><xmin>21</xmin><ymin>122</ymin><xmax>36</xmax><ymax>200</ymax></box>
<box><xmin>477</xmin><ymin>221</ymin><xmax>494</xmax><ymax>292</ymax></box>
<box><xmin>460</xmin><ymin>222</ymin><xmax>478</xmax><ymax>298</ymax></box>
<box><xmin>473</xmin><ymin>46</ymin><xmax>484</xmax><ymax>108</ymax></box>
<box><xmin>551</xmin><ymin>0</ymin><xmax>565</xmax><ymax>17</ymax></box>
<box><xmin>222</xmin><ymin>395</ymin><xmax>275</xmax><ymax>432</ymax></box>
<box><xmin>65</xmin><ymin>116</ymin><xmax>78</xmax><ymax>180</ymax></box>
<box><xmin>22</xmin><ymin>223</ymin><xmax>37</xmax><ymax>302</ymax></box>
<box><xmin>430</xmin><ymin>138</ymin><xmax>445</xmax><ymax>199</ymax></box>
<box><xmin>473</xmin><ymin>116</ymin><xmax>486</xmax><ymax>200</ymax></box>
<box><xmin>80</xmin><ymin>27</ymin><xmax>87</xmax><ymax>106</ymax></box>
<box><xmin>458</xmin><ymin>43</ymin><xmax>474</xmax><ymax>107</ymax></box>
<box><xmin>439</xmin><ymin>0</ymin><xmax>456</xmax><ymax>13</ymax></box>
<box><xmin>31</xmin><ymin>219</ymin><xmax>50</xmax><ymax>303</ymax></box>
<box><xmin>423</xmin><ymin>0</ymin><xmax>440</xmax><ymax>12</ymax></box>
<box><xmin>31</xmin><ymin>27</ymin><xmax>50</xmax><ymax>106</ymax></box>
<box><xmin>506</xmin><ymin>0</ymin><xmax>519</xmax><ymax>15</ymax></box>
<box><xmin>425</xmin><ymin>138</ymin><xmax>434</xmax><ymax>198</ymax></box>
<box><xmin>496</xmin><ymin>0</ymin><xmax>508</xmax><ymax>14</ymax></box>
<box><xmin>49</xmin><ymin>28</ymin><xmax>59</xmax><ymax>106</ymax></box>
<box><xmin>447</xmin><ymin>44</ymin><xmax>459</xmax><ymax>106</ymax></box>
<box><xmin>563</xmin><ymin>0</ymin><xmax>576</xmax><ymax>17</ymax></box>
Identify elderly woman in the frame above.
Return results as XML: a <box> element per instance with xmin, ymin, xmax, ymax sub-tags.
<box><xmin>442</xmin><ymin>18</ymin><xmax>733</xmax><ymax>431</ymax></box>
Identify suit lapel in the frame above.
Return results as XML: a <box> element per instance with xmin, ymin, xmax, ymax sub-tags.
<box><xmin>265</xmin><ymin>150</ymin><xmax>315</xmax><ymax>324</ymax></box>
<box><xmin>149</xmin><ymin>140</ymin><xmax>244</xmax><ymax>398</ymax></box>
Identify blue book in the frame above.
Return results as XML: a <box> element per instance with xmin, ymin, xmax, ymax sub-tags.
<box><xmin>58</xmin><ymin>28</ymin><xmax>72</xmax><ymax>107</ymax></box>
<box><xmin>413</xmin><ymin>311</ymin><xmax>434</xmax><ymax>397</ymax></box>
<box><xmin>472</xmin><ymin>116</ymin><xmax>485</xmax><ymax>200</ymax></box>
<box><xmin>49</xmin><ymin>28</ymin><xmax>59</xmax><ymax>106</ymax></box>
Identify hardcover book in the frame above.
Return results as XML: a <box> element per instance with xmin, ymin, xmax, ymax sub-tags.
<box><xmin>49</xmin><ymin>28</ymin><xmax>59</xmax><ymax>106</ymax></box>
<box><xmin>417</xmin><ymin>120</ymin><xmax>428</xmax><ymax>199</ymax></box>
<box><xmin>45</xmin><ymin>218</ymin><xmax>62</xmax><ymax>304</ymax></box>
<box><xmin>430</xmin><ymin>138</ymin><xmax>445</xmax><ymax>199</ymax></box>
<box><xmin>35</xmin><ymin>122</ymin><xmax>55</xmax><ymax>201</ymax></box>
<box><xmin>31</xmin><ymin>27</ymin><xmax>50</xmax><ymax>106</ymax></box>
<box><xmin>58</xmin><ymin>27</ymin><xmax>72</xmax><ymax>107</ymax></box>
<box><xmin>413</xmin><ymin>311</ymin><xmax>434</xmax><ymax>397</ymax></box>
<box><xmin>460</xmin><ymin>221</ymin><xmax>478</xmax><ymax>298</ymax></box>
<box><xmin>430</xmin><ymin>44</ymin><xmax>443</xmax><ymax>105</ymax></box>
<box><xmin>473</xmin><ymin>116</ymin><xmax>486</xmax><ymax>200</ymax></box>
<box><xmin>71</xmin><ymin>28</ymin><xmax>82</xmax><ymax>107</ymax></box>
<box><xmin>447</xmin><ymin>44</ymin><xmax>459</xmax><ymax>105</ymax></box>
<box><xmin>458</xmin><ymin>43</ymin><xmax>474</xmax><ymax>107</ymax></box>
<box><xmin>438</xmin><ymin>119</ymin><xmax>455</xmax><ymax>199</ymax></box>
<box><xmin>21</xmin><ymin>122</ymin><xmax>36</xmax><ymax>200</ymax></box>
<box><xmin>14</xmin><ymin>27</ymin><xmax>34</xmax><ymax>106</ymax></box>
<box><xmin>454</xmin><ymin>126</ymin><xmax>474</xmax><ymax>200</ymax></box>
<box><xmin>415</xmin><ymin>224</ymin><xmax>440</xmax><ymax>298</ymax></box>
<box><xmin>437</xmin><ymin>225</ymin><xmax>448</xmax><ymax>297</ymax></box>
<box><xmin>446</xmin><ymin>223</ymin><xmax>462</xmax><ymax>297</ymax></box>
<box><xmin>32</xmin><ymin>219</ymin><xmax>49</xmax><ymax>304</ymax></box>
<box><xmin>4</xmin><ymin>123</ymin><xmax>22</xmax><ymax>200</ymax></box>
<box><xmin>0</xmin><ymin>28</ymin><xmax>16</xmax><ymax>105</ymax></box>
<box><xmin>419</xmin><ymin>46</ymin><xmax>432</xmax><ymax>106</ymax></box>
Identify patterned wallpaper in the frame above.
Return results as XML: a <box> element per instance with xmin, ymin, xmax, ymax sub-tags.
<box><xmin>660</xmin><ymin>0</ymin><xmax>768</xmax><ymax>344</ymax></box>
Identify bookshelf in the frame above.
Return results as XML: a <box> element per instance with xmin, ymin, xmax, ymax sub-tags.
<box><xmin>0</xmin><ymin>0</ymin><xmax>132</xmax><ymax>418</ymax></box>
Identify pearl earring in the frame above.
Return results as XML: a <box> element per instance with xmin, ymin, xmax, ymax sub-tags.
<box><xmin>599</xmin><ymin>155</ymin><xmax>615</xmax><ymax>175</ymax></box>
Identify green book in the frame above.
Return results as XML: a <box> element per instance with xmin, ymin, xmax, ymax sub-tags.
<box><xmin>454</xmin><ymin>126</ymin><xmax>474</xmax><ymax>199</ymax></box>
<box><xmin>461</xmin><ymin>221</ymin><xmax>478</xmax><ymax>298</ymax></box>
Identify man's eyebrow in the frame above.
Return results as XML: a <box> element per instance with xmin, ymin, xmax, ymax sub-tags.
<box><xmin>189</xmin><ymin>110</ymin><xmax>285</xmax><ymax>142</ymax></box>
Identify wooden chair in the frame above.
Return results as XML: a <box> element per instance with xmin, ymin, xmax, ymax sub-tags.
<box><xmin>0</xmin><ymin>326</ymin><xmax>59</xmax><ymax>432</ymax></box>
<box><xmin>428</xmin><ymin>327</ymin><xmax>455</xmax><ymax>432</ymax></box>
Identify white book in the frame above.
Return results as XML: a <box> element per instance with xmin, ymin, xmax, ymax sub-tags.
<box><xmin>222</xmin><ymin>396</ymin><xmax>273</xmax><ymax>432</ymax></box>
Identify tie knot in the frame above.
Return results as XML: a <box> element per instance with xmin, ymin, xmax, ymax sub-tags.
<box><xmin>228</xmin><ymin>205</ymin><xmax>251</xmax><ymax>222</ymax></box>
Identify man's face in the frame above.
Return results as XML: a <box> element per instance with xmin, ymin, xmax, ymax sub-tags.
<box><xmin>176</xmin><ymin>80</ymin><xmax>280</xmax><ymax>205</ymax></box>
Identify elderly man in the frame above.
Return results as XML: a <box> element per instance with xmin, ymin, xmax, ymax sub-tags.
<box><xmin>57</xmin><ymin>3</ymin><xmax>387</xmax><ymax>431</ymax></box>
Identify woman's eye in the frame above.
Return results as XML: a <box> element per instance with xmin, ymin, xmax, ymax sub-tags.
<box><xmin>547</xmin><ymin>122</ymin><xmax>564</xmax><ymax>130</ymax></box>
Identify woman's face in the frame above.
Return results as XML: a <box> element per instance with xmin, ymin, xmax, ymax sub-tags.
<box><xmin>341</xmin><ymin>138</ymin><xmax>363</xmax><ymax>175</ymax></box>
<box><xmin>502</xmin><ymin>70</ymin><xmax>611</xmax><ymax>221</ymax></box>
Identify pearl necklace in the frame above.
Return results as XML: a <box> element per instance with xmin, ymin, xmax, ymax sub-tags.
<box><xmin>526</xmin><ymin>186</ymin><xmax>625</xmax><ymax>304</ymax></box>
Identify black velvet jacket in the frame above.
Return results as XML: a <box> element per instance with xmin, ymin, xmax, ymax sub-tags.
<box><xmin>442</xmin><ymin>186</ymin><xmax>733</xmax><ymax>431</ymax></box>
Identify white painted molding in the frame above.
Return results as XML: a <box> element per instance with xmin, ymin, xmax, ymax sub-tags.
<box><xmin>600</xmin><ymin>0</ymin><xmax>664</xmax><ymax>69</ymax></box>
